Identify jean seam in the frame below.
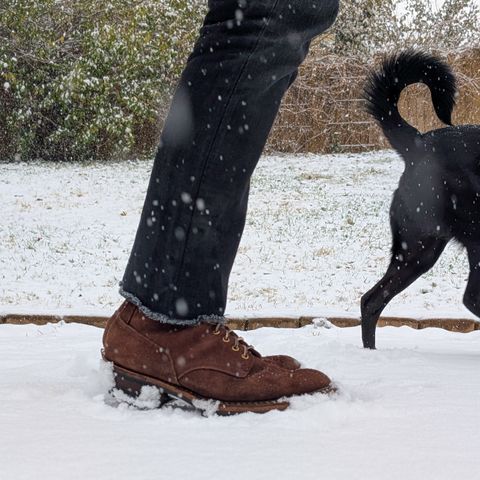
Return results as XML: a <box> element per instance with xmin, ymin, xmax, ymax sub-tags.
<box><xmin>167</xmin><ymin>0</ymin><xmax>281</xmax><ymax>309</ymax></box>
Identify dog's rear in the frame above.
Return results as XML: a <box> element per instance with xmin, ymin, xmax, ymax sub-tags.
<box><xmin>361</xmin><ymin>50</ymin><xmax>480</xmax><ymax>349</ymax></box>
<box><xmin>364</xmin><ymin>50</ymin><xmax>456</xmax><ymax>155</ymax></box>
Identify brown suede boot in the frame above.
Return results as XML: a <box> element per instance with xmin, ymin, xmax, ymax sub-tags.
<box><xmin>265</xmin><ymin>354</ymin><xmax>301</xmax><ymax>370</ymax></box>
<box><xmin>102</xmin><ymin>301</ymin><xmax>332</xmax><ymax>414</ymax></box>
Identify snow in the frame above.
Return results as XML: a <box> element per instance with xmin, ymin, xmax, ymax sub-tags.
<box><xmin>2</xmin><ymin>152</ymin><xmax>480</xmax><ymax>478</ymax></box>
<box><xmin>0</xmin><ymin>151</ymin><xmax>473</xmax><ymax>320</ymax></box>
<box><xmin>2</xmin><ymin>321</ymin><xmax>480</xmax><ymax>480</ymax></box>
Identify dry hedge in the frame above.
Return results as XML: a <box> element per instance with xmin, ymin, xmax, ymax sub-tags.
<box><xmin>267</xmin><ymin>48</ymin><xmax>480</xmax><ymax>154</ymax></box>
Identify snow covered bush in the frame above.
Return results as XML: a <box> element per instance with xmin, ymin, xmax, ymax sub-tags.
<box><xmin>1</xmin><ymin>0</ymin><xmax>479</xmax><ymax>160</ymax></box>
<box><xmin>0</xmin><ymin>0</ymin><xmax>205</xmax><ymax>161</ymax></box>
<box><xmin>331</xmin><ymin>0</ymin><xmax>480</xmax><ymax>55</ymax></box>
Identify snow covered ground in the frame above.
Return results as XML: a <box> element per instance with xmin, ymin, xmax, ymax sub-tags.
<box><xmin>0</xmin><ymin>151</ymin><xmax>474</xmax><ymax>320</ymax></box>
<box><xmin>2</xmin><ymin>321</ymin><xmax>480</xmax><ymax>480</ymax></box>
<box><xmin>2</xmin><ymin>152</ymin><xmax>480</xmax><ymax>479</ymax></box>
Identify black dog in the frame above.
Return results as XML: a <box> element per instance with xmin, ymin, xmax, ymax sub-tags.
<box><xmin>361</xmin><ymin>50</ymin><xmax>480</xmax><ymax>349</ymax></box>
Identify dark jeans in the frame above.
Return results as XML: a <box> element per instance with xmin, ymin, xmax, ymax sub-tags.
<box><xmin>120</xmin><ymin>0</ymin><xmax>339</xmax><ymax>324</ymax></box>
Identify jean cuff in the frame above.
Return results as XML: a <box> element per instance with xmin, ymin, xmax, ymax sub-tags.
<box><xmin>118</xmin><ymin>287</ymin><xmax>227</xmax><ymax>326</ymax></box>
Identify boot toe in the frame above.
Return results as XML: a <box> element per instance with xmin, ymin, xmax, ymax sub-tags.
<box><xmin>291</xmin><ymin>368</ymin><xmax>332</xmax><ymax>395</ymax></box>
<box><xmin>265</xmin><ymin>354</ymin><xmax>301</xmax><ymax>370</ymax></box>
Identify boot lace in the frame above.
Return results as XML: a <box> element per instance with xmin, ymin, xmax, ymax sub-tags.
<box><xmin>212</xmin><ymin>324</ymin><xmax>253</xmax><ymax>360</ymax></box>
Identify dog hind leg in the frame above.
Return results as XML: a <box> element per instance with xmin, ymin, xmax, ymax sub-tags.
<box><xmin>361</xmin><ymin>236</ymin><xmax>448</xmax><ymax>349</ymax></box>
<box><xmin>463</xmin><ymin>244</ymin><xmax>480</xmax><ymax>317</ymax></box>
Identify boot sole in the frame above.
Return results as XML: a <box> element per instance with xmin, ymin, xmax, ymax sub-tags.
<box><xmin>108</xmin><ymin>361</ymin><xmax>292</xmax><ymax>415</ymax></box>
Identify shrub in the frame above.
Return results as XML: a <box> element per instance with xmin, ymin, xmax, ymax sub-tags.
<box><xmin>331</xmin><ymin>0</ymin><xmax>480</xmax><ymax>56</ymax></box>
<box><xmin>0</xmin><ymin>0</ymin><xmax>205</xmax><ymax>161</ymax></box>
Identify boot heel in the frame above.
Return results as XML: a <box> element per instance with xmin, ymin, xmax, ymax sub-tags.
<box><xmin>111</xmin><ymin>364</ymin><xmax>171</xmax><ymax>407</ymax></box>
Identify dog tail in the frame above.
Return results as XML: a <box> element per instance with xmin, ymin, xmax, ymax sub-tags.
<box><xmin>363</xmin><ymin>50</ymin><xmax>457</xmax><ymax>155</ymax></box>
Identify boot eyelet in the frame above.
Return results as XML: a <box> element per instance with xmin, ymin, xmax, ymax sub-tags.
<box><xmin>213</xmin><ymin>330</ymin><xmax>221</xmax><ymax>335</ymax></box>
<box><xmin>241</xmin><ymin>353</ymin><xmax>250</xmax><ymax>360</ymax></box>
<box><xmin>222</xmin><ymin>336</ymin><xmax>230</xmax><ymax>343</ymax></box>
<box><xmin>232</xmin><ymin>345</ymin><xmax>240</xmax><ymax>352</ymax></box>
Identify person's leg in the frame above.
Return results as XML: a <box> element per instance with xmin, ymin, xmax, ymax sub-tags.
<box><xmin>120</xmin><ymin>0</ymin><xmax>339</xmax><ymax>324</ymax></box>
<box><xmin>104</xmin><ymin>0</ymin><xmax>339</xmax><ymax>414</ymax></box>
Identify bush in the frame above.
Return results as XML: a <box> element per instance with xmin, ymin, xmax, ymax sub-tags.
<box><xmin>0</xmin><ymin>0</ymin><xmax>205</xmax><ymax>161</ymax></box>
<box><xmin>331</xmin><ymin>0</ymin><xmax>480</xmax><ymax>56</ymax></box>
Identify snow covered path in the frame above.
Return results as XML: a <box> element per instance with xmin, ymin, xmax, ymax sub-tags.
<box><xmin>0</xmin><ymin>152</ymin><xmax>474</xmax><ymax>320</ymax></box>
<box><xmin>2</xmin><ymin>322</ymin><xmax>480</xmax><ymax>480</ymax></box>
